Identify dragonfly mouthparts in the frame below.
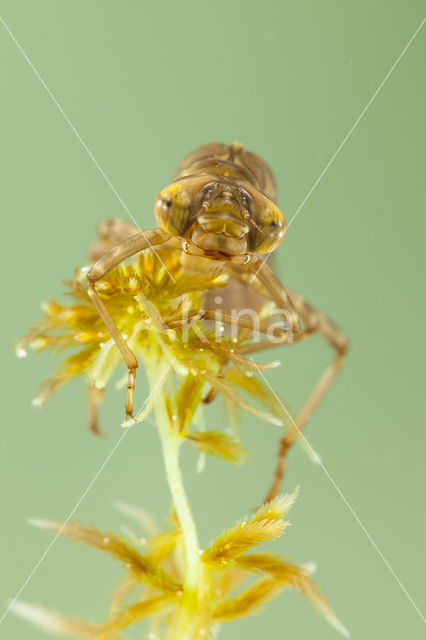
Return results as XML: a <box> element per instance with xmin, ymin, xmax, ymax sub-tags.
<box><xmin>197</xmin><ymin>211</ymin><xmax>249</xmax><ymax>238</ymax></box>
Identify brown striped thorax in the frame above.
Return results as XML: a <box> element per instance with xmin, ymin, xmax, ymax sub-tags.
<box><xmin>154</xmin><ymin>142</ymin><xmax>286</xmax><ymax>261</ymax></box>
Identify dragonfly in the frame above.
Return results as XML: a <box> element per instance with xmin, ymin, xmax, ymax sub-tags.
<box><xmin>87</xmin><ymin>142</ymin><xmax>348</xmax><ymax>501</ymax></box>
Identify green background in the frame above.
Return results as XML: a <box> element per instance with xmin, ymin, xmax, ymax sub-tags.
<box><xmin>1</xmin><ymin>1</ymin><xmax>425</xmax><ymax>638</ymax></box>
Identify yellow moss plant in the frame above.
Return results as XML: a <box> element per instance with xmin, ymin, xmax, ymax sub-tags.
<box><xmin>14</xmin><ymin>245</ymin><xmax>348</xmax><ymax>639</ymax></box>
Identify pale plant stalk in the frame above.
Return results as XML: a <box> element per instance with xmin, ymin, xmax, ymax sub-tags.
<box><xmin>147</xmin><ymin>362</ymin><xmax>203</xmax><ymax>640</ymax></box>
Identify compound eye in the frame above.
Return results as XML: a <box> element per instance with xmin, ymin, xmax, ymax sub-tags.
<box><xmin>154</xmin><ymin>181</ymin><xmax>200</xmax><ymax>236</ymax></box>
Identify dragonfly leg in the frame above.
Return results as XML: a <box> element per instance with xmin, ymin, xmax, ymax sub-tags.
<box><xmin>262</xmin><ymin>287</ymin><xmax>348</xmax><ymax>502</ymax></box>
<box><xmin>167</xmin><ymin>309</ymin><xmax>291</xmax><ymax>404</ymax></box>
<box><xmin>231</xmin><ymin>258</ymin><xmax>348</xmax><ymax>501</ymax></box>
<box><xmin>88</xmin><ymin>385</ymin><xmax>104</xmax><ymax>435</ymax></box>
<box><xmin>244</xmin><ymin>256</ymin><xmax>301</xmax><ymax>337</ymax></box>
<box><xmin>89</xmin><ymin>218</ymin><xmax>140</xmax><ymax>262</ymax></box>
<box><xmin>86</xmin><ymin>228</ymin><xmax>171</xmax><ymax>420</ymax></box>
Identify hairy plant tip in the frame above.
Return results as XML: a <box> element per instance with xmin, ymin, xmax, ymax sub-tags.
<box><xmin>17</xmin><ymin>245</ymin><xmax>288</xmax><ymax>438</ymax></box>
<box><xmin>28</xmin><ymin>519</ymin><xmax>182</xmax><ymax>595</ymax></box>
<box><xmin>202</xmin><ymin>490</ymin><xmax>299</xmax><ymax>566</ymax></box>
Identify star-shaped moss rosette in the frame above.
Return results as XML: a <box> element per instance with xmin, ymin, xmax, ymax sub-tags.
<box><xmin>16</xmin><ymin>245</ymin><xmax>290</xmax><ymax>435</ymax></box>
<box><xmin>14</xmin><ymin>245</ymin><xmax>348</xmax><ymax>639</ymax></box>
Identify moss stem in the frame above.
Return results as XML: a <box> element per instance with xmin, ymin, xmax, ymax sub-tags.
<box><xmin>147</xmin><ymin>363</ymin><xmax>203</xmax><ymax>637</ymax></box>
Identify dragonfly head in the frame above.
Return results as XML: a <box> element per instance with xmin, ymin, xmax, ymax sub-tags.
<box><xmin>154</xmin><ymin>177</ymin><xmax>286</xmax><ymax>257</ymax></box>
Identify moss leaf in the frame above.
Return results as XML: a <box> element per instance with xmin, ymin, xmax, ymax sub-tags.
<box><xmin>185</xmin><ymin>430</ymin><xmax>248</xmax><ymax>464</ymax></box>
<box><xmin>202</xmin><ymin>490</ymin><xmax>297</xmax><ymax>566</ymax></box>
